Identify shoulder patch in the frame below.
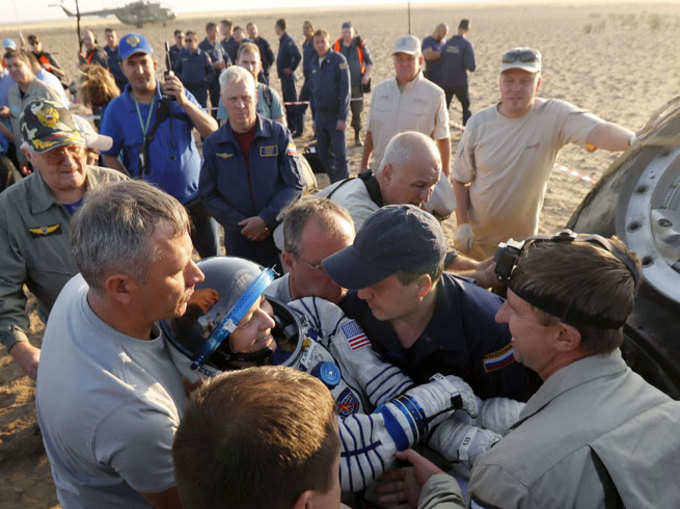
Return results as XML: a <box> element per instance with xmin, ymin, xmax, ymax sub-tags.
<box><xmin>339</xmin><ymin>62</ymin><xmax>348</xmax><ymax>70</ymax></box>
<box><xmin>29</xmin><ymin>224</ymin><xmax>62</xmax><ymax>237</ymax></box>
<box><xmin>286</xmin><ymin>143</ymin><xmax>297</xmax><ymax>156</ymax></box>
<box><xmin>483</xmin><ymin>343</ymin><xmax>515</xmax><ymax>372</ymax></box>
<box><xmin>340</xmin><ymin>320</ymin><xmax>370</xmax><ymax>351</ymax></box>
<box><xmin>216</xmin><ymin>152</ymin><xmax>233</xmax><ymax>159</ymax></box>
<box><xmin>336</xmin><ymin>387</ymin><xmax>360</xmax><ymax>417</ymax></box>
<box><xmin>259</xmin><ymin>144</ymin><xmax>279</xmax><ymax>157</ymax></box>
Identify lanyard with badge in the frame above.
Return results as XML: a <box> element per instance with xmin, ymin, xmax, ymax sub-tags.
<box><xmin>134</xmin><ymin>93</ymin><xmax>155</xmax><ymax>175</ymax></box>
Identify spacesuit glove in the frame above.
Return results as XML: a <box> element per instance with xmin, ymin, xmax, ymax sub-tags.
<box><xmin>428</xmin><ymin>416</ymin><xmax>502</xmax><ymax>470</ymax></box>
<box><xmin>454</xmin><ymin>223</ymin><xmax>475</xmax><ymax>252</ymax></box>
<box><xmin>478</xmin><ymin>397</ymin><xmax>525</xmax><ymax>435</ymax></box>
<box><xmin>376</xmin><ymin>374</ymin><xmax>479</xmax><ymax>452</ymax></box>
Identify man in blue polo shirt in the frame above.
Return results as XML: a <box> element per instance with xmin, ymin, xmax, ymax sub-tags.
<box><xmin>200</xmin><ymin>66</ymin><xmax>303</xmax><ymax>269</ymax></box>
<box><xmin>323</xmin><ymin>205</ymin><xmax>538</xmax><ymax>401</ymax></box>
<box><xmin>310</xmin><ymin>28</ymin><xmax>350</xmax><ymax>183</ymax></box>
<box><xmin>101</xmin><ymin>33</ymin><xmax>220</xmax><ymax>258</ymax></box>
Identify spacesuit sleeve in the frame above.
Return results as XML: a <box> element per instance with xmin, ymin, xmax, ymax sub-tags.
<box><xmin>288</xmin><ymin>297</ymin><xmax>414</xmax><ymax>407</ymax></box>
<box><xmin>337</xmin><ymin>411</ymin><xmax>399</xmax><ymax>492</ymax></box>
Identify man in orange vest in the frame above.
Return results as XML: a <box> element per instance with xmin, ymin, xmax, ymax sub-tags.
<box><xmin>333</xmin><ymin>22</ymin><xmax>373</xmax><ymax>147</ymax></box>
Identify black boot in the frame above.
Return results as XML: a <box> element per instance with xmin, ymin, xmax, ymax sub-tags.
<box><xmin>354</xmin><ymin>129</ymin><xmax>363</xmax><ymax>147</ymax></box>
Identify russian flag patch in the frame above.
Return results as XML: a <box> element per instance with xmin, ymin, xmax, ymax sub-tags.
<box><xmin>483</xmin><ymin>343</ymin><xmax>515</xmax><ymax>373</ymax></box>
<box><xmin>341</xmin><ymin>320</ymin><xmax>370</xmax><ymax>351</ymax></box>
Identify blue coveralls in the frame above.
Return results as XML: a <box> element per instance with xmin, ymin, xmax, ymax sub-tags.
<box><xmin>174</xmin><ymin>48</ymin><xmax>214</xmax><ymax>108</ymax></box>
<box><xmin>440</xmin><ymin>35</ymin><xmax>476</xmax><ymax>125</ymax></box>
<box><xmin>276</xmin><ymin>32</ymin><xmax>302</xmax><ymax>135</ymax></box>
<box><xmin>220</xmin><ymin>37</ymin><xmax>239</xmax><ymax>66</ymax></box>
<box><xmin>199</xmin><ymin>115</ymin><xmax>304</xmax><ymax>268</ymax></box>
<box><xmin>311</xmin><ymin>50</ymin><xmax>350</xmax><ymax>183</ymax></box>
<box><xmin>253</xmin><ymin>36</ymin><xmax>275</xmax><ymax>84</ymax></box>
<box><xmin>199</xmin><ymin>37</ymin><xmax>230</xmax><ymax>116</ymax></box>
<box><xmin>299</xmin><ymin>37</ymin><xmax>316</xmax><ymax>124</ymax></box>
<box><xmin>100</xmin><ymin>83</ymin><xmax>220</xmax><ymax>258</ymax></box>
<box><xmin>104</xmin><ymin>45</ymin><xmax>127</xmax><ymax>92</ymax></box>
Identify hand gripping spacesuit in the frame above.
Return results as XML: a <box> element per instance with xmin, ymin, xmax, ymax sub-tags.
<box><xmin>163</xmin><ymin>257</ymin><xmax>483</xmax><ymax>491</ymax></box>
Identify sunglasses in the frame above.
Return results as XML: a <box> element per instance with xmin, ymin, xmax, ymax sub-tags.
<box><xmin>502</xmin><ymin>49</ymin><xmax>540</xmax><ymax>64</ymax></box>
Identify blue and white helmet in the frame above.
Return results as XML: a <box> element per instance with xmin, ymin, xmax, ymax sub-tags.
<box><xmin>161</xmin><ymin>256</ymin><xmax>304</xmax><ymax>381</ymax></box>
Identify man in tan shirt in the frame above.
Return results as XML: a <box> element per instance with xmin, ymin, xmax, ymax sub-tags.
<box><xmin>361</xmin><ymin>35</ymin><xmax>450</xmax><ymax>175</ymax></box>
<box><xmin>452</xmin><ymin>47</ymin><xmax>635</xmax><ymax>259</ymax></box>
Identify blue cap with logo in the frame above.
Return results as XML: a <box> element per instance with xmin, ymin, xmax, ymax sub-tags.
<box><xmin>322</xmin><ymin>204</ymin><xmax>447</xmax><ymax>289</ymax></box>
<box><xmin>118</xmin><ymin>33</ymin><xmax>153</xmax><ymax>60</ymax></box>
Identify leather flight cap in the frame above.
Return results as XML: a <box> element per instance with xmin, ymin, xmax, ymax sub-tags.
<box><xmin>322</xmin><ymin>204</ymin><xmax>447</xmax><ymax>289</ymax></box>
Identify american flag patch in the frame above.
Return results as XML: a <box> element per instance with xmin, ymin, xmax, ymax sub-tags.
<box><xmin>341</xmin><ymin>320</ymin><xmax>370</xmax><ymax>351</ymax></box>
<box><xmin>483</xmin><ymin>343</ymin><xmax>515</xmax><ymax>373</ymax></box>
<box><xmin>286</xmin><ymin>143</ymin><xmax>297</xmax><ymax>156</ymax></box>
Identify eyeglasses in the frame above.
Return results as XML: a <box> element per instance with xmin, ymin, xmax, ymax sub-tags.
<box><xmin>40</xmin><ymin>144</ymin><xmax>85</xmax><ymax>165</ymax></box>
<box><xmin>502</xmin><ymin>49</ymin><xmax>540</xmax><ymax>64</ymax></box>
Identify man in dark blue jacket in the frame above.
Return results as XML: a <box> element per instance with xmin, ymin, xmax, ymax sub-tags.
<box><xmin>299</xmin><ymin>20</ymin><xmax>316</xmax><ymax>127</ymax></box>
<box><xmin>220</xmin><ymin>19</ymin><xmax>239</xmax><ymax>65</ymax></box>
<box><xmin>246</xmin><ymin>22</ymin><xmax>274</xmax><ymax>84</ymax></box>
<box><xmin>175</xmin><ymin>31</ymin><xmax>213</xmax><ymax>108</ymax></box>
<box><xmin>311</xmin><ymin>29</ymin><xmax>350</xmax><ymax>183</ymax></box>
<box><xmin>103</xmin><ymin>28</ymin><xmax>127</xmax><ymax>91</ymax></box>
<box><xmin>275</xmin><ymin>18</ymin><xmax>302</xmax><ymax>137</ymax></box>
<box><xmin>200</xmin><ymin>22</ymin><xmax>230</xmax><ymax>117</ymax></box>
<box><xmin>440</xmin><ymin>19</ymin><xmax>476</xmax><ymax>125</ymax></box>
<box><xmin>200</xmin><ymin>66</ymin><xmax>303</xmax><ymax>269</ymax></box>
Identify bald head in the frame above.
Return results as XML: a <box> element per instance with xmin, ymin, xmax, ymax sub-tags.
<box><xmin>434</xmin><ymin>23</ymin><xmax>449</xmax><ymax>40</ymax></box>
<box><xmin>377</xmin><ymin>132</ymin><xmax>441</xmax><ymax>207</ymax></box>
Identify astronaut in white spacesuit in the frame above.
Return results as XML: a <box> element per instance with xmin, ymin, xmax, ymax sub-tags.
<box><xmin>163</xmin><ymin>256</ymin><xmax>521</xmax><ymax>492</ymax></box>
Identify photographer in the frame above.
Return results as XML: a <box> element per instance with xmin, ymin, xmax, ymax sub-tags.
<box><xmin>101</xmin><ymin>33</ymin><xmax>220</xmax><ymax>258</ymax></box>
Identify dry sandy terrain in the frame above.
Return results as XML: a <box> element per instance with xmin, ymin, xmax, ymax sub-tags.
<box><xmin>1</xmin><ymin>2</ymin><xmax>679</xmax><ymax>507</ymax></box>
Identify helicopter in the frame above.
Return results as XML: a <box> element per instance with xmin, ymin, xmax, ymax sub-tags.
<box><xmin>59</xmin><ymin>1</ymin><xmax>176</xmax><ymax>28</ymax></box>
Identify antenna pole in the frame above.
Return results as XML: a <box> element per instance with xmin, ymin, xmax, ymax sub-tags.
<box><xmin>75</xmin><ymin>0</ymin><xmax>82</xmax><ymax>51</ymax></box>
<box><xmin>408</xmin><ymin>0</ymin><xmax>411</xmax><ymax>34</ymax></box>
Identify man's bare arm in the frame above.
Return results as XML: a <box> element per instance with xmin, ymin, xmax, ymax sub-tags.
<box><xmin>102</xmin><ymin>155</ymin><xmax>128</xmax><ymax>175</ymax></box>
<box><xmin>436</xmin><ymin>138</ymin><xmax>451</xmax><ymax>177</ymax></box>
<box><xmin>164</xmin><ymin>72</ymin><xmax>218</xmax><ymax>139</ymax></box>
<box><xmin>361</xmin><ymin>131</ymin><xmax>374</xmax><ymax>170</ymax></box>
<box><xmin>422</xmin><ymin>48</ymin><xmax>442</xmax><ymax>61</ymax></box>
<box><xmin>586</xmin><ymin>122</ymin><xmax>634</xmax><ymax>151</ymax></box>
<box><xmin>452</xmin><ymin>179</ymin><xmax>471</xmax><ymax>225</ymax></box>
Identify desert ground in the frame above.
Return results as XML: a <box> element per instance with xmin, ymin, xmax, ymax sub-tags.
<box><xmin>1</xmin><ymin>1</ymin><xmax>679</xmax><ymax>507</ymax></box>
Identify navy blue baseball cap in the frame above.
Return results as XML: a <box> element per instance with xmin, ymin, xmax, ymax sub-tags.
<box><xmin>118</xmin><ymin>33</ymin><xmax>153</xmax><ymax>59</ymax></box>
<box><xmin>322</xmin><ymin>204</ymin><xmax>447</xmax><ymax>289</ymax></box>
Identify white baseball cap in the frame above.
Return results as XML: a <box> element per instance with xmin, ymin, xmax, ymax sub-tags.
<box><xmin>393</xmin><ymin>35</ymin><xmax>420</xmax><ymax>56</ymax></box>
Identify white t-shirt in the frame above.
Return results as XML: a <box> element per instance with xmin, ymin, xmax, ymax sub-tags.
<box><xmin>452</xmin><ymin>98</ymin><xmax>603</xmax><ymax>256</ymax></box>
<box><xmin>368</xmin><ymin>73</ymin><xmax>450</xmax><ymax>169</ymax></box>
<box><xmin>36</xmin><ymin>275</ymin><xmax>187</xmax><ymax>509</ymax></box>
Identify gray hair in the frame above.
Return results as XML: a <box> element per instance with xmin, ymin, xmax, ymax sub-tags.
<box><xmin>71</xmin><ymin>180</ymin><xmax>190</xmax><ymax>293</ymax></box>
<box><xmin>377</xmin><ymin>131</ymin><xmax>441</xmax><ymax>176</ymax></box>
<box><xmin>218</xmin><ymin>65</ymin><xmax>255</xmax><ymax>94</ymax></box>
<box><xmin>282</xmin><ymin>197</ymin><xmax>354</xmax><ymax>256</ymax></box>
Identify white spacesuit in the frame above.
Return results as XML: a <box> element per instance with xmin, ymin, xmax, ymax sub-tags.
<box><xmin>163</xmin><ymin>257</ymin><xmax>521</xmax><ymax>492</ymax></box>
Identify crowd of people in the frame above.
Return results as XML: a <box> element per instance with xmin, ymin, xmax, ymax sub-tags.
<box><xmin>0</xmin><ymin>13</ymin><xmax>678</xmax><ymax>509</ymax></box>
